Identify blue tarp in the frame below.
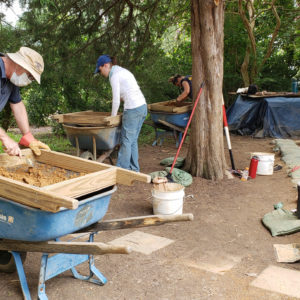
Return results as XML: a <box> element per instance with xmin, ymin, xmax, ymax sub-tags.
<box><xmin>227</xmin><ymin>95</ymin><xmax>300</xmax><ymax>138</ymax></box>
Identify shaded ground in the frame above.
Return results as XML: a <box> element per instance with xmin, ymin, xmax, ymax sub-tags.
<box><xmin>1</xmin><ymin>134</ymin><xmax>300</xmax><ymax>300</ymax></box>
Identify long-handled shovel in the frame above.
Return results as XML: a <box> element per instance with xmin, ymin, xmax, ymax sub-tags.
<box><xmin>222</xmin><ymin>96</ymin><xmax>236</xmax><ymax>170</ymax></box>
<box><xmin>166</xmin><ymin>81</ymin><xmax>205</xmax><ymax>182</ymax></box>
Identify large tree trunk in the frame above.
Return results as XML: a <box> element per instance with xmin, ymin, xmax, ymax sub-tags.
<box><xmin>185</xmin><ymin>0</ymin><xmax>226</xmax><ymax>180</ymax></box>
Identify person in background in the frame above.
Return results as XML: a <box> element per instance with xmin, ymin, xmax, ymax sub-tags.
<box><xmin>94</xmin><ymin>54</ymin><xmax>147</xmax><ymax>172</ymax></box>
<box><xmin>168</xmin><ymin>74</ymin><xmax>193</xmax><ymax>102</ymax></box>
<box><xmin>0</xmin><ymin>46</ymin><xmax>50</xmax><ymax>156</ymax></box>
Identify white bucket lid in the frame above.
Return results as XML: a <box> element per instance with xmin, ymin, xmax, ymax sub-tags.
<box><xmin>251</xmin><ymin>152</ymin><xmax>274</xmax><ymax>157</ymax></box>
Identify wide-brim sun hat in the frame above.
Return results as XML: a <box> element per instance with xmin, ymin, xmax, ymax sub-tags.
<box><xmin>7</xmin><ymin>47</ymin><xmax>44</xmax><ymax>84</ymax></box>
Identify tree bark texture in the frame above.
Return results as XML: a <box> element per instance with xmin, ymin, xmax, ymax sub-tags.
<box><xmin>185</xmin><ymin>0</ymin><xmax>226</xmax><ymax>180</ymax></box>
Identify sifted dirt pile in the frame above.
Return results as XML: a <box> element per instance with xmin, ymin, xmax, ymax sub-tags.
<box><xmin>165</xmin><ymin>101</ymin><xmax>191</xmax><ymax>107</ymax></box>
<box><xmin>0</xmin><ymin>162</ymin><xmax>86</xmax><ymax>187</ymax></box>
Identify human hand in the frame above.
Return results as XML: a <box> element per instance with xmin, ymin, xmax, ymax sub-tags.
<box><xmin>2</xmin><ymin>136</ymin><xmax>22</xmax><ymax>156</ymax></box>
<box><xmin>28</xmin><ymin>140</ymin><xmax>50</xmax><ymax>156</ymax></box>
<box><xmin>19</xmin><ymin>132</ymin><xmax>50</xmax><ymax>156</ymax></box>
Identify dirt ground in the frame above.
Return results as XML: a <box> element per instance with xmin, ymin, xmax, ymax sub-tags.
<box><xmin>1</xmin><ymin>134</ymin><xmax>300</xmax><ymax>300</ymax></box>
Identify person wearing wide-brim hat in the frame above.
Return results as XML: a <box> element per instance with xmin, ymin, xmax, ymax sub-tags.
<box><xmin>94</xmin><ymin>54</ymin><xmax>147</xmax><ymax>172</ymax></box>
<box><xmin>0</xmin><ymin>46</ymin><xmax>50</xmax><ymax>156</ymax></box>
<box><xmin>168</xmin><ymin>74</ymin><xmax>193</xmax><ymax>102</ymax></box>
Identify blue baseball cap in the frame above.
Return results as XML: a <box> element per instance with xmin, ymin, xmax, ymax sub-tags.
<box><xmin>94</xmin><ymin>55</ymin><xmax>112</xmax><ymax>74</ymax></box>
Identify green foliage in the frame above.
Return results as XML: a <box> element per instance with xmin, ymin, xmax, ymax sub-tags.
<box><xmin>224</xmin><ymin>0</ymin><xmax>299</xmax><ymax>106</ymax></box>
<box><xmin>0</xmin><ymin>0</ymin><xmax>298</xmax><ymax>121</ymax></box>
<box><xmin>35</xmin><ymin>133</ymin><xmax>74</xmax><ymax>154</ymax></box>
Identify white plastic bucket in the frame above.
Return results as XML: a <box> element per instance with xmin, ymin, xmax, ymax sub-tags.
<box><xmin>251</xmin><ymin>152</ymin><xmax>275</xmax><ymax>175</ymax></box>
<box><xmin>151</xmin><ymin>183</ymin><xmax>185</xmax><ymax>215</ymax></box>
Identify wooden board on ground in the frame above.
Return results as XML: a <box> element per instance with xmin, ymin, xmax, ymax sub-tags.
<box><xmin>273</xmin><ymin>243</ymin><xmax>300</xmax><ymax>263</ymax></box>
<box><xmin>0</xmin><ymin>149</ymin><xmax>151</xmax><ymax>213</ymax></box>
<box><xmin>148</xmin><ymin>100</ymin><xmax>192</xmax><ymax>113</ymax></box>
<box><xmin>229</xmin><ymin>92</ymin><xmax>300</xmax><ymax>99</ymax></box>
<box><xmin>52</xmin><ymin>111</ymin><xmax>122</xmax><ymax>126</ymax></box>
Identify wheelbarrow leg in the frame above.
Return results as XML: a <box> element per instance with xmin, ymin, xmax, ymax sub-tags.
<box><xmin>38</xmin><ymin>254</ymin><xmax>49</xmax><ymax>300</ymax></box>
<box><xmin>37</xmin><ymin>234</ymin><xmax>107</xmax><ymax>299</ymax></box>
<box><xmin>70</xmin><ymin>234</ymin><xmax>107</xmax><ymax>286</ymax></box>
<box><xmin>92</xmin><ymin>136</ymin><xmax>97</xmax><ymax>161</ymax></box>
<box><xmin>75</xmin><ymin>136</ymin><xmax>80</xmax><ymax>157</ymax></box>
<box><xmin>11</xmin><ymin>251</ymin><xmax>32</xmax><ymax>300</ymax></box>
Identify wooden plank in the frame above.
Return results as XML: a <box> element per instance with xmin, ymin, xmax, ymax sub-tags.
<box><xmin>37</xmin><ymin>150</ymin><xmax>110</xmax><ymax>173</ymax></box>
<box><xmin>42</xmin><ymin>168</ymin><xmax>117</xmax><ymax>197</ymax></box>
<box><xmin>0</xmin><ymin>176</ymin><xmax>78</xmax><ymax>212</ymax></box>
<box><xmin>0</xmin><ymin>149</ymin><xmax>35</xmax><ymax>168</ymax></box>
<box><xmin>82</xmin><ymin>213</ymin><xmax>194</xmax><ymax>232</ymax></box>
<box><xmin>158</xmin><ymin>120</ymin><xmax>186</xmax><ymax>133</ymax></box>
<box><xmin>0</xmin><ymin>240</ymin><xmax>131</xmax><ymax>255</ymax></box>
<box><xmin>53</xmin><ymin>111</ymin><xmax>121</xmax><ymax>126</ymax></box>
<box><xmin>116</xmin><ymin>168</ymin><xmax>151</xmax><ymax>185</ymax></box>
<box><xmin>62</xmin><ymin>113</ymin><xmax>109</xmax><ymax>125</ymax></box>
<box><xmin>38</xmin><ymin>150</ymin><xmax>151</xmax><ymax>186</ymax></box>
<box><xmin>241</xmin><ymin>92</ymin><xmax>300</xmax><ymax>99</ymax></box>
<box><xmin>52</xmin><ymin>110</ymin><xmax>93</xmax><ymax>122</ymax></box>
<box><xmin>148</xmin><ymin>100</ymin><xmax>192</xmax><ymax>113</ymax></box>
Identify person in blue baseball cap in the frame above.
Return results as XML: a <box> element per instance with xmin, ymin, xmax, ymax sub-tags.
<box><xmin>94</xmin><ymin>54</ymin><xmax>147</xmax><ymax>172</ymax></box>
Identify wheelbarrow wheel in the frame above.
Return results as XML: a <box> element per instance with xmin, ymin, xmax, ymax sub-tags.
<box><xmin>0</xmin><ymin>251</ymin><xmax>27</xmax><ymax>273</ymax></box>
<box><xmin>80</xmin><ymin>151</ymin><xmax>94</xmax><ymax>161</ymax></box>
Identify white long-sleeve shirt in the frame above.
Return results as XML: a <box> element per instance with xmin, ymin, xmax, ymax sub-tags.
<box><xmin>109</xmin><ymin>65</ymin><xmax>146</xmax><ymax>116</ymax></box>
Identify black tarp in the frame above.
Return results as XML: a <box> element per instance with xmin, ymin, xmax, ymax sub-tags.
<box><xmin>227</xmin><ymin>95</ymin><xmax>300</xmax><ymax>138</ymax></box>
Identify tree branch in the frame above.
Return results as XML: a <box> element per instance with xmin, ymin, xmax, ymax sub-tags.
<box><xmin>259</xmin><ymin>0</ymin><xmax>281</xmax><ymax>69</ymax></box>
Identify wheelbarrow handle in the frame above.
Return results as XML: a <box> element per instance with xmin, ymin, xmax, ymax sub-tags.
<box><xmin>80</xmin><ymin>213</ymin><xmax>194</xmax><ymax>233</ymax></box>
<box><xmin>0</xmin><ymin>240</ymin><xmax>132</xmax><ymax>255</ymax></box>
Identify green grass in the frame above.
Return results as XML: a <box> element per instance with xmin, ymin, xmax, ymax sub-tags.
<box><xmin>139</xmin><ymin>123</ymin><xmax>156</xmax><ymax>145</ymax></box>
<box><xmin>35</xmin><ymin>133</ymin><xmax>75</xmax><ymax>154</ymax></box>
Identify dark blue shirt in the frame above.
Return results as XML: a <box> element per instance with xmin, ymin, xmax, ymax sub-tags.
<box><xmin>0</xmin><ymin>56</ymin><xmax>21</xmax><ymax>112</ymax></box>
<box><xmin>180</xmin><ymin>75</ymin><xmax>193</xmax><ymax>99</ymax></box>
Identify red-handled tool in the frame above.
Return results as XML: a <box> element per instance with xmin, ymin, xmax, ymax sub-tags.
<box><xmin>222</xmin><ymin>97</ymin><xmax>236</xmax><ymax>170</ymax></box>
<box><xmin>166</xmin><ymin>81</ymin><xmax>205</xmax><ymax>182</ymax></box>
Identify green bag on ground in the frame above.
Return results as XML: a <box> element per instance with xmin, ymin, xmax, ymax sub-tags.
<box><xmin>149</xmin><ymin>167</ymin><xmax>193</xmax><ymax>187</ymax></box>
<box><xmin>262</xmin><ymin>208</ymin><xmax>300</xmax><ymax>236</ymax></box>
<box><xmin>160</xmin><ymin>157</ymin><xmax>185</xmax><ymax>168</ymax></box>
<box><xmin>164</xmin><ymin>167</ymin><xmax>193</xmax><ymax>187</ymax></box>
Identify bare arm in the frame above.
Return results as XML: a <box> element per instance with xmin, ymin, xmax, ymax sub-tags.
<box><xmin>0</xmin><ymin>127</ymin><xmax>22</xmax><ymax>156</ymax></box>
<box><xmin>176</xmin><ymin>81</ymin><xmax>190</xmax><ymax>102</ymax></box>
<box><xmin>10</xmin><ymin>101</ymin><xmax>30</xmax><ymax>135</ymax></box>
<box><xmin>11</xmin><ymin>101</ymin><xmax>51</xmax><ymax>156</ymax></box>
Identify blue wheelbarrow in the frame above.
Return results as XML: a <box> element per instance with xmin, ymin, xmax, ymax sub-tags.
<box><xmin>0</xmin><ymin>188</ymin><xmax>193</xmax><ymax>300</ymax></box>
<box><xmin>148</xmin><ymin>111</ymin><xmax>191</xmax><ymax>147</ymax></box>
<box><xmin>0</xmin><ymin>148</ymin><xmax>153</xmax><ymax>299</ymax></box>
<box><xmin>63</xmin><ymin>124</ymin><xmax>121</xmax><ymax>164</ymax></box>
<box><xmin>0</xmin><ymin>174</ymin><xmax>193</xmax><ymax>300</ymax></box>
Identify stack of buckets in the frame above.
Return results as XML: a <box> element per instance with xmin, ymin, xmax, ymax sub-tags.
<box><xmin>250</xmin><ymin>152</ymin><xmax>275</xmax><ymax>177</ymax></box>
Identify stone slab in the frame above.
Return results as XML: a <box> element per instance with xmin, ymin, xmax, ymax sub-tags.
<box><xmin>251</xmin><ymin>265</ymin><xmax>300</xmax><ymax>298</ymax></box>
<box><xmin>109</xmin><ymin>230</ymin><xmax>174</xmax><ymax>255</ymax></box>
<box><xmin>177</xmin><ymin>251</ymin><xmax>242</xmax><ymax>275</ymax></box>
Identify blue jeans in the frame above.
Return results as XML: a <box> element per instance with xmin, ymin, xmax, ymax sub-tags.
<box><xmin>117</xmin><ymin>104</ymin><xmax>147</xmax><ymax>172</ymax></box>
